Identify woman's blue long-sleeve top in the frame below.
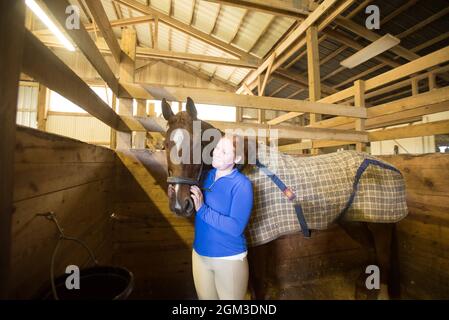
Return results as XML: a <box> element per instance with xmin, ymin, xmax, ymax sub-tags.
<box><xmin>193</xmin><ymin>168</ymin><xmax>254</xmax><ymax>257</ymax></box>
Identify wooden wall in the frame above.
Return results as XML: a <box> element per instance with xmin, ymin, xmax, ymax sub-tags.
<box><xmin>112</xmin><ymin>150</ymin><xmax>196</xmax><ymax>299</ymax></box>
<box><xmin>380</xmin><ymin>153</ymin><xmax>449</xmax><ymax>299</ymax></box>
<box><xmin>10</xmin><ymin>126</ymin><xmax>116</xmax><ymax>299</ymax></box>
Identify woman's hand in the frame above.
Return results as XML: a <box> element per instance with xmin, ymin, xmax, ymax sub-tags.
<box><xmin>190</xmin><ymin>185</ymin><xmax>204</xmax><ymax>212</ymax></box>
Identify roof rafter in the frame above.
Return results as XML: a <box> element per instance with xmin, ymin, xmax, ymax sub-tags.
<box><xmin>114</xmin><ymin>0</ymin><xmax>257</xmax><ymax>61</ymax></box>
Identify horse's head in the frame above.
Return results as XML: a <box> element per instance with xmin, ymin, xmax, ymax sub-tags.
<box><xmin>162</xmin><ymin>97</ymin><xmax>216</xmax><ymax>217</ymax></box>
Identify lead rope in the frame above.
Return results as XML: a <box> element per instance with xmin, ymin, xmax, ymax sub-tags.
<box><xmin>36</xmin><ymin>212</ymin><xmax>98</xmax><ymax>300</ymax></box>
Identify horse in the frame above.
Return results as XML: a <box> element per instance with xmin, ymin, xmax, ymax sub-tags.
<box><xmin>161</xmin><ymin>97</ymin><xmax>408</xmax><ymax>300</ymax></box>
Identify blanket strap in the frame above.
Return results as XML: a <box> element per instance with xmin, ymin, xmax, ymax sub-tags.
<box><xmin>255</xmin><ymin>159</ymin><xmax>311</xmax><ymax>238</ymax></box>
<box><xmin>340</xmin><ymin>158</ymin><xmax>401</xmax><ymax>216</ymax></box>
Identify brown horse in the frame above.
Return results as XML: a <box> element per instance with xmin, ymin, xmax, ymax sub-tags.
<box><xmin>161</xmin><ymin>97</ymin><xmax>403</xmax><ymax>300</ymax></box>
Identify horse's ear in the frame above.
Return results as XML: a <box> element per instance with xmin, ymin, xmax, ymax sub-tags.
<box><xmin>161</xmin><ymin>98</ymin><xmax>174</xmax><ymax>120</ymax></box>
<box><xmin>186</xmin><ymin>97</ymin><xmax>197</xmax><ymax>120</ymax></box>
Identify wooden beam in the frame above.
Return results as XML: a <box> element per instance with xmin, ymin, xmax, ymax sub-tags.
<box><xmin>161</xmin><ymin>60</ymin><xmax>237</xmax><ymax>92</ymax></box>
<box><xmin>203</xmin><ymin>0</ymin><xmax>310</xmax><ymax>19</ymax></box>
<box><xmin>22</xmin><ymin>30</ymin><xmax>129</xmax><ymax>132</ymax></box>
<box><xmin>33</xmin><ymin>16</ymin><xmax>155</xmax><ymax>35</ymax></box>
<box><xmin>268</xmin><ymin>45</ymin><xmax>449</xmax><ymax>125</ymax></box>
<box><xmin>0</xmin><ymin>0</ymin><xmax>25</xmax><ymax>299</ymax></box>
<box><xmin>314</xmin><ymin>86</ymin><xmax>449</xmax><ymax>130</ymax></box>
<box><xmin>207</xmin><ymin>121</ymin><xmax>368</xmax><ymax>142</ymax></box>
<box><xmin>354</xmin><ymin>80</ymin><xmax>366</xmax><ymax>152</ymax></box>
<box><xmin>137</xmin><ymin>47</ymin><xmax>258</xmax><ymax>68</ymax></box>
<box><xmin>269</xmin><ymin>83</ymin><xmax>289</xmax><ymax>97</ymax></box>
<box><xmin>396</xmin><ymin>7</ymin><xmax>449</xmax><ymax>40</ymax></box>
<box><xmin>117</xmin><ymin>28</ymin><xmax>137</xmax><ymax>148</ymax></box>
<box><xmin>122</xmin><ymin>83</ymin><xmax>368</xmax><ymax>119</ymax></box>
<box><xmin>306</xmin><ymin>24</ymin><xmax>321</xmax><ymax>154</ymax></box>
<box><xmin>411</xmin><ymin>78</ymin><xmax>419</xmax><ymax>96</ymax></box>
<box><xmin>238</xmin><ymin>0</ymin><xmax>341</xmax><ymax>93</ymax></box>
<box><xmin>37</xmin><ymin>84</ymin><xmax>48</xmax><ymax>131</ymax></box>
<box><xmin>154</xmin><ymin>17</ymin><xmax>159</xmax><ymax>49</ymax></box>
<box><xmin>36</xmin><ymin>33</ymin><xmax>255</xmax><ymax>70</ymax></box>
<box><xmin>115</xmin><ymin>0</ymin><xmax>255</xmax><ymax>61</ymax></box>
<box><xmin>42</xmin><ymin>0</ymin><xmax>120</xmax><ymax>96</ymax></box>
<box><xmin>335</xmin><ymin>18</ymin><xmax>419</xmax><ymax>62</ymax></box>
<box><xmin>239</xmin><ymin>0</ymin><xmax>355</xmax><ymax>94</ymax></box>
<box><xmin>306</xmin><ymin>25</ymin><xmax>321</xmax><ymax>120</ymax></box>
<box><xmin>369</xmin><ymin>119</ymin><xmax>449</xmax><ymax>142</ymax></box>
<box><xmin>84</xmin><ymin>0</ymin><xmax>123</xmax><ymax>63</ymax></box>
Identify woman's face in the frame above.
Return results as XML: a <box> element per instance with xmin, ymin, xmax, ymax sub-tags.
<box><xmin>212</xmin><ymin>137</ymin><xmax>238</xmax><ymax>170</ymax></box>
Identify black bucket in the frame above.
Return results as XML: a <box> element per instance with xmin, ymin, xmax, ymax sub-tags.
<box><xmin>35</xmin><ymin>266</ymin><xmax>134</xmax><ymax>300</ymax></box>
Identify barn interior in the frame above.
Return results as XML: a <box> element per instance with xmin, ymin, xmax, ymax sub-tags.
<box><xmin>1</xmin><ymin>0</ymin><xmax>449</xmax><ymax>300</ymax></box>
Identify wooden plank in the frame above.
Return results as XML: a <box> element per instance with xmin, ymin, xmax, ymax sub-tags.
<box><xmin>313</xmin><ymin>86</ymin><xmax>449</xmax><ymax>129</ymax></box>
<box><xmin>15</xmin><ymin>125</ymin><xmax>116</xmax><ymax>164</ymax></box>
<box><xmin>42</xmin><ymin>0</ymin><xmax>120</xmax><ymax>96</ymax></box>
<box><xmin>36</xmin><ymin>84</ymin><xmax>48</xmax><ymax>131</ymax></box>
<box><xmin>354</xmin><ymin>80</ymin><xmax>366</xmax><ymax>152</ymax></box>
<box><xmin>117</xmin><ymin>28</ymin><xmax>137</xmax><ymax>148</ymax></box>
<box><xmin>369</xmin><ymin>119</ymin><xmax>449</xmax><ymax>141</ymax></box>
<box><xmin>268</xmin><ymin>45</ymin><xmax>449</xmax><ymax>125</ymax></box>
<box><xmin>207</xmin><ymin>121</ymin><xmax>368</xmax><ymax>142</ymax></box>
<box><xmin>306</xmin><ymin>25</ymin><xmax>321</xmax><ymax>154</ymax></box>
<box><xmin>161</xmin><ymin>60</ymin><xmax>236</xmax><ymax>92</ymax></box>
<box><xmin>84</xmin><ymin>0</ymin><xmax>123</xmax><ymax>63</ymax></box>
<box><xmin>203</xmin><ymin>0</ymin><xmax>310</xmax><ymax>19</ymax></box>
<box><xmin>134</xmin><ymin>99</ymin><xmax>147</xmax><ymax>149</ymax></box>
<box><xmin>0</xmin><ymin>0</ymin><xmax>26</xmax><ymax>299</ymax></box>
<box><xmin>115</xmin><ymin>150</ymin><xmax>193</xmax><ymax>246</ymax></box>
<box><xmin>123</xmin><ymin>83</ymin><xmax>368</xmax><ymax>118</ymax></box>
<box><xmin>137</xmin><ymin>47</ymin><xmax>258</xmax><ymax>68</ymax></box>
<box><xmin>22</xmin><ymin>30</ymin><xmax>129</xmax><ymax>132</ymax></box>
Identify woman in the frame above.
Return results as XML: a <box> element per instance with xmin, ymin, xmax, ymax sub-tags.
<box><xmin>189</xmin><ymin>134</ymin><xmax>254</xmax><ymax>300</ymax></box>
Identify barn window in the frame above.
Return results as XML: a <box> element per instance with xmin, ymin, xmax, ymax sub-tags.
<box><xmin>49</xmin><ymin>86</ymin><xmax>113</xmax><ymax>113</ymax></box>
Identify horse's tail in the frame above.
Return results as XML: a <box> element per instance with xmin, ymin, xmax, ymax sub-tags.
<box><xmin>388</xmin><ymin>224</ymin><xmax>401</xmax><ymax>299</ymax></box>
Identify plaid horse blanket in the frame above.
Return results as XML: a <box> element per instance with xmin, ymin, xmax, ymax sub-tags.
<box><xmin>244</xmin><ymin>144</ymin><xmax>408</xmax><ymax>247</ymax></box>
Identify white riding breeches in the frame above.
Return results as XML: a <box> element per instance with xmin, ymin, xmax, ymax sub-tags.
<box><xmin>192</xmin><ymin>249</ymin><xmax>249</xmax><ymax>300</ymax></box>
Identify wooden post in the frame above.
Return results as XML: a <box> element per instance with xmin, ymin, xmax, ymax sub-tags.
<box><xmin>429</xmin><ymin>72</ymin><xmax>436</xmax><ymax>90</ymax></box>
<box><xmin>236</xmin><ymin>106</ymin><xmax>242</xmax><ymax>123</ymax></box>
<box><xmin>110</xmin><ymin>93</ymin><xmax>117</xmax><ymax>149</ymax></box>
<box><xmin>307</xmin><ymin>25</ymin><xmax>321</xmax><ymax>154</ymax></box>
<box><xmin>154</xmin><ymin>17</ymin><xmax>159</xmax><ymax>50</ymax></box>
<box><xmin>135</xmin><ymin>99</ymin><xmax>147</xmax><ymax>149</ymax></box>
<box><xmin>257</xmin><ymin>75</ymin><xmax>265</xmax><ymax>123</ymax></box>
<box><xmin>147</xmin><ymin>102</ymin><xmax>156</xmax><ymax>117</ymax></box>
<box><xmin>354</xmin><ymin>80</ymin><xmax>366</xmax><ymax>152</ymax></box>
<box><xmin>37</xmin><ymin>84</ymin><xmax>48</xmax><ymax>131</ymax></box>
<box><xmin>0</xmin><ymin>0</ymin><xmax>26</xmax><ymax>299</ymax></box>
<box><xmin>117</xmin><ymin>28</ymin><xmax>137</xmax><ymax>149</ymax></box>
<box><xmin>411</xmin><ymin>78</ymin><xmax>419</xmax><ymax>95</ymax></box>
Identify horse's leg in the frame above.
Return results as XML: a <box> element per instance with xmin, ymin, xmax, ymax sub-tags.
<box><xmin>337</xmin><ymin>219</ymin><xmax>378</xmax><ymax>299</ymax></box>
<box><xmin>247</xmin><ymin>244</ymin><xmax>270</xmax><ymax>300</ymax></box>
<box><xmin>366</xmin><ymin>222</ymin><xmax>399</xmax><ymax>300</ymax></box>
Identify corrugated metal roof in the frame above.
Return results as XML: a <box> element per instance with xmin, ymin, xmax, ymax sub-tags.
<box><xmin>285</xmin><ymin>0</ymin><xmax>449</xmax><ymax>105</ymax></box>
<box><xmin>96</xmin><ymin>0</ymin><xmax>293</xmax><ymax>87</ymax></box>
<box><xmin>46</xmin><ymin>0</ymin><xmax>448</xmax><ymax>101</ymax></box>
